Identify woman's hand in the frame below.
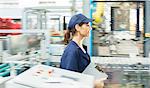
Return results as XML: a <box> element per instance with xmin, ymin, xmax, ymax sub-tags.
<box><xmin>94</xmin><ymin>79</ymin><xmax>104</xmax><ymax>88</ymax></box>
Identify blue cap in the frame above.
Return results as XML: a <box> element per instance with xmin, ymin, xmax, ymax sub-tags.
<box><xmin>68</xmin><ymin>14</ymin><xmax>93</xmax><ymax>30</ymax></box>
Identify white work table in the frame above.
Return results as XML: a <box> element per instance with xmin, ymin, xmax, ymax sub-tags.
<box><xmin>0</xmin><ymin>77</ymin><xmax>12</xmax><ymax>88</ymax></box>
<box><xmin>6</xmin><ymin>65</ymin><xmax>94</xmax><ymax>88</ymax></box>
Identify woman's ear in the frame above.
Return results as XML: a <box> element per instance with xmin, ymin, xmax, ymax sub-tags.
<box><xmin>75</xmin><ymin>24</ymin><xmax>80</xmax><ymax>31</ymax></box>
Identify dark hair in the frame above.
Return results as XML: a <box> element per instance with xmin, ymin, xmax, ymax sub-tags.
<box><xmin>63</xmin><ymin>22</ymin><xmax>86</xmax><ymax>44</ymax></box>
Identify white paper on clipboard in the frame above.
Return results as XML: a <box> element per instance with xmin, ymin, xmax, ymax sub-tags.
<box><xmin>82</xmin><ymin>63</ymin><xmax>108</xmax><ymax>80</ymax></box>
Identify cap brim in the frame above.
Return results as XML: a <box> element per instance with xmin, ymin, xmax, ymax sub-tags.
<box><xmin>83</xmin><ymin>18</ymin><xmax>94</xmax><ymax>23</ymax></box>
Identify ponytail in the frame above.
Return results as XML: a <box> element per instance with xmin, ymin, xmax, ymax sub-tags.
<box><xmin>64</xmin><ymin>23</ymin><xmax>82</xmax><ymax>44</ymax></box>
<box><xmin>64</xmin><ymin>29</ymin><xmax>71</xmax><ymax>45</ymax></box>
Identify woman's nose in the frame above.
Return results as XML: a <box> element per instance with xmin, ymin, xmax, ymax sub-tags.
<box><xmin>89</xmin><ymin>26</ymin><xmax>92</xmax><ymax>30</ymax></box>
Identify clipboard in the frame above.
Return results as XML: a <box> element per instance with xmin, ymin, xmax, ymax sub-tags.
<box><xmin>82</xmin><ymin>63</ymin><xmax>108</xmax><ymax>80</ymax></box>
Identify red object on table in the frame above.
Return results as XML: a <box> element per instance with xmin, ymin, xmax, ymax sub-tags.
<box><xmin>0</xmin><ymin>18</ymin><xmax>22</xmax><ymax>36</ymax></box>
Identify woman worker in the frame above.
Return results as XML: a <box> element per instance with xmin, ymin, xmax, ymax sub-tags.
<box><xmin>60</xmin><ymin>14</ymin><xmax>104</xmax><ymax>88</ymax></box>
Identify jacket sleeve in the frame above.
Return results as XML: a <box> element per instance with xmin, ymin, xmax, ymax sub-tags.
<box><xmin>60</xmin><ymin>49</ymin><xmax>80</xmax><ymax>72</ymax></box>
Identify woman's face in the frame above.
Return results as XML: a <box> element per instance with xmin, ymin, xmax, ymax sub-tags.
<box><xmin>79</xmin><ymin>23</ymin><xmax>91</xmax><ymax>37</ymax></box>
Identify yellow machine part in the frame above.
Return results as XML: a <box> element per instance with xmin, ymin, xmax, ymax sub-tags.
<box><xmin>92</xmin><ymin>0</ymin><xmax>105</xmax><ymax>23</ymax></box>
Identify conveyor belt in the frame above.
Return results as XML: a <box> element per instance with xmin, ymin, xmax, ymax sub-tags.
<box><xmin>49</xmin><ymin>56</ymin><xmax>150</xmax><ymax>65</ymax></box>
<box><xmin>91</xmin><ymin>57</ymin><xmax>150</xmax><ymax>65</ymax></box>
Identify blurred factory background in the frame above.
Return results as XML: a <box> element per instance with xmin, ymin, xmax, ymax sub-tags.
<box><xmin>0</xmin><ymin>0</ymin><xmax>150</xmax><ymax>88</ymax></box>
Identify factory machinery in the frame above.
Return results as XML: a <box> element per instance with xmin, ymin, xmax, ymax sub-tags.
<box><xmin>0</xmin><ymin>29</ymin><xmax>52</xmax><ymax>88</ymax></box>
<box><xmin>92</xmin><ymin>57</ymin><xmax>150</xmax><ymax>88</ymax></box>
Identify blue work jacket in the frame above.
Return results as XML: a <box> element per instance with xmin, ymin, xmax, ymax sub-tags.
<box><xmin>60</xmin><ymin>41</ymin><xmax>91</xmax><ymax>73</ymax></box>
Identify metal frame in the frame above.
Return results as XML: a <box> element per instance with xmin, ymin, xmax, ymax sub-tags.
<box><xmin>22</xmin><ymin>6</ymin><xmax>73</xmax><ymax>30</ymax></box>
<box><xmin>90</xmin><ymin>0</ymin><xmax>150</xmax><ymax>57</ymax></box>
<box><xmin>89</xmin><ymin>0</ymin><xmax>93</xmax><ymax>56</ymax></box>
<box><xmin>144</xmin><ymin>1</ymin><xmax>150</xmax><ymax>57</ymax></box>
<box><xmin>93</xmin><ymin>0</ymin><xmax>145</xmax><ymax>3</ymax></box>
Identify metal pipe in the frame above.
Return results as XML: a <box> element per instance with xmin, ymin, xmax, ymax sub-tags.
<box><xmin>0</xmin><ymin>65</ymin><xmax>10</xmax><ymax>73</ymax></box>
<box><xmin>0</xmin><ymin>70</ymin><xmax>10</xmax><ymax>77</ymax></box>
<box><xmin>0</xmin><ymin>64</ymin><xmax>8</xmax><ymax>69</ymax></box>
<box><xmin>136</xmin><ymin>2</ymin><xmax>141</xmax><ymax>38</ymax></box>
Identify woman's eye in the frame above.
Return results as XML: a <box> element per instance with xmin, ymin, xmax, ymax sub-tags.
<box><xmin>86</xmin><ymin>24</ymin><xmax>89</xmax><ymax>26</ymax></box>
